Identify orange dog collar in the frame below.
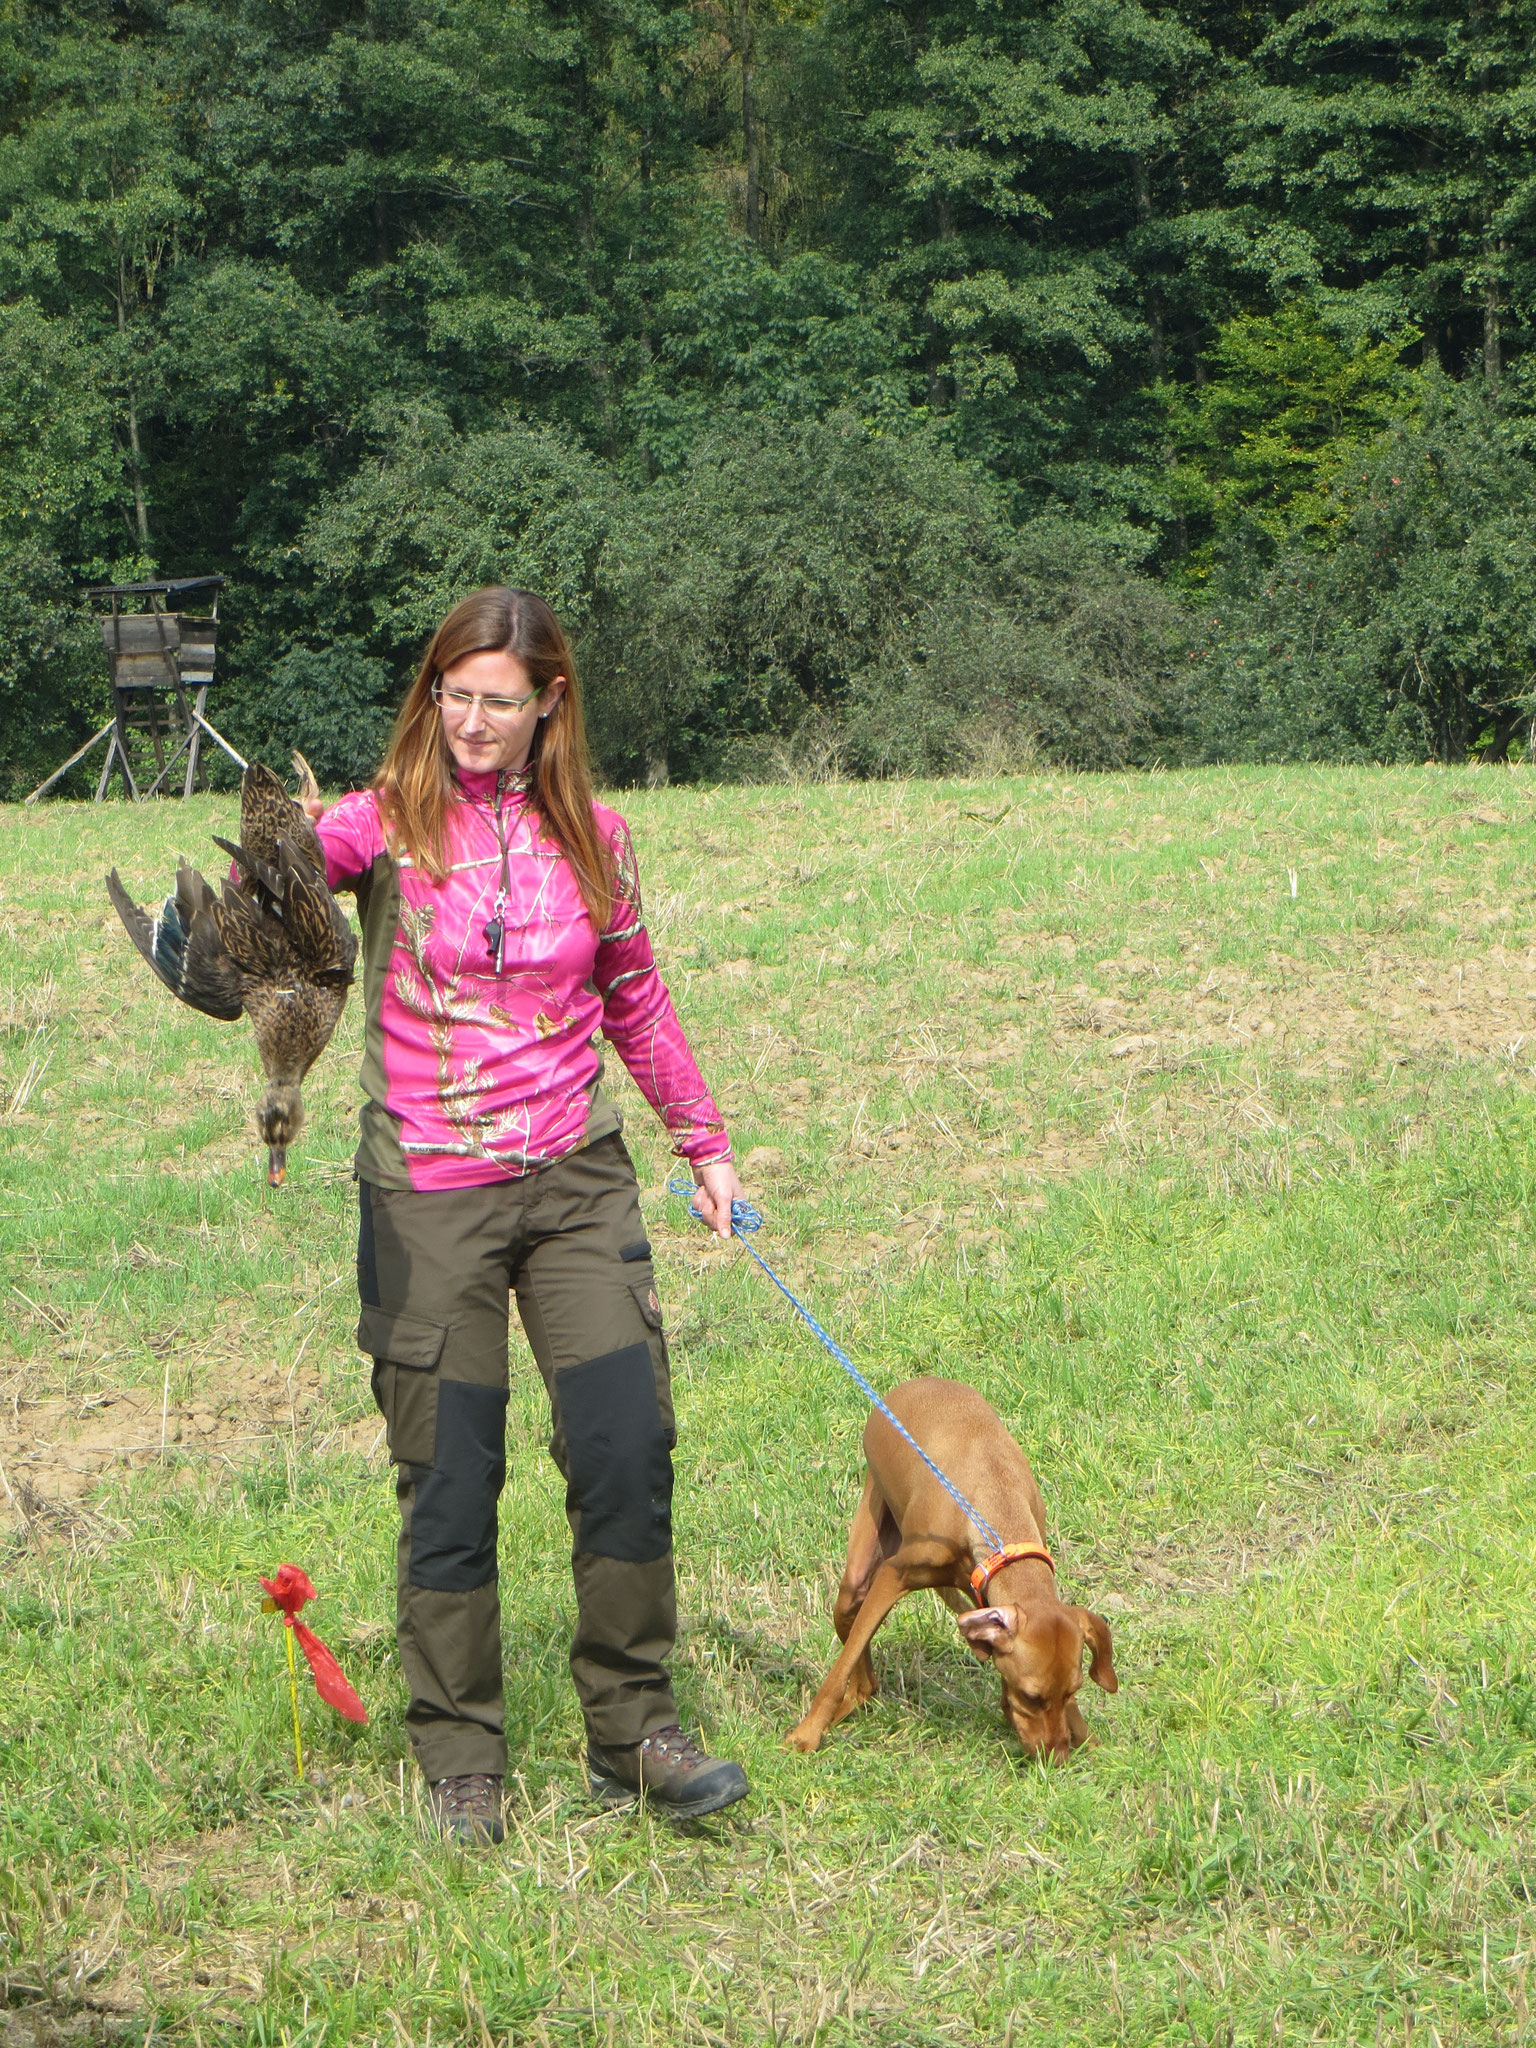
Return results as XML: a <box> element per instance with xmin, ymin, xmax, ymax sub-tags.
<box><xmin>970</xmin><ymin>1543</ymin><xmax>1056</xmax><ymax>1601</ymax></box>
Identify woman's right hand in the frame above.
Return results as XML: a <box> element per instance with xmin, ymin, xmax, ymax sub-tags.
<box><xmin>302</xmin><ymin>796</ymin><xmax>327</xmax><ymax>823</ymax></box>
<box><xmin>691</xmin><ymin>1158</ymin><xmax>746</xmax><ymax>1242</ymax></box>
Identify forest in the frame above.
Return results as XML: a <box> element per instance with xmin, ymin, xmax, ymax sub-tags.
<box><xmin>2</xmin><ymin>0</ymin><xmax>1534</xmax><ymax>794</ymax></box>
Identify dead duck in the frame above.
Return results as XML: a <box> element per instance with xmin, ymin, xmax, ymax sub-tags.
<box><xmin>106</xmin><ymin>753</ymin><xmax>358</xmax><ymax>1185</ymax></box>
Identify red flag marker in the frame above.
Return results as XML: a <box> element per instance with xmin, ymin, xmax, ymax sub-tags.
<box><xmin>260</xmin><ymin>1564</ymin><xmax>367</xmax><ymax>1775</ymax></box>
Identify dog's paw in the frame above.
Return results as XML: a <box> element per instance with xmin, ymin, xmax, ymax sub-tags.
<box><xmin>783</xmin><ymin>1721</ymin><xmax>822</xmax><ymax>1754</ymax></box>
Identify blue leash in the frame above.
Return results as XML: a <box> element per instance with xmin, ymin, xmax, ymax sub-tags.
<box><xmin>667</xmin><ymin>1172</ymin><xmax>1005</xmax><ymax>1555</ymax></box>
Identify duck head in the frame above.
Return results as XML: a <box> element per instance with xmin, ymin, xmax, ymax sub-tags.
<box><xmin>257</xmin><ymin>1083</ymin><xmax>305</xmax><ymax>1186</ymax></box>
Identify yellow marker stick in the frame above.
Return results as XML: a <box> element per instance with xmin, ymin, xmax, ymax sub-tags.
<box><xmin>285</xmin><ymin>1622</ymin><xmax>304</xmax><ymax>1778</ymax></box>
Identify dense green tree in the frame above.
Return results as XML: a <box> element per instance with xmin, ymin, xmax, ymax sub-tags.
<box><xmin>0</xmin><ymin>300</ymin><xmax>125</xmax><ymax>787</ymax></box>
<box><xmin>0</xmin><ymin>15</ymin><xmax>197</xmax><ymax>547</ymax></box>
<box><xmin>589</xmin><ymin>412</ymin><xmax>1024</xmax><ymax>779</ymax></box>
<box><xmin>1167</xmin><ymin>303</ymin><xmax>1417</xmax><ymax>564</ymax></box>
<box><xmin>0</xmin><ymin>0</ymin><xmax>1531</xmax><ymax>794</ymax></box>
<box><xmin>298</xmin><ymin>405</ymin><xmax>615</xmax><ymax>648</ymax></box>
<box><xmin>1232</xmin><ymin>1</ymin><xmax>1536</xmax><ymax>382</ymax></box>
<box><xmin>788</xmin><ymin>0</ymin><xmax>1226</xmax><ymax>513</ymax></box>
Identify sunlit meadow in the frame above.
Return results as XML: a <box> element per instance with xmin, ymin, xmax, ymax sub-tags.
<box><xmin>3</xmin><ymin>765</ymin><xmax>1535</xmax><ymax>2046</ymax></box>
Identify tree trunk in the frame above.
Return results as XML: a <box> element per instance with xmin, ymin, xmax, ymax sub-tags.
<box><xmin>1419</xmin><ymin>136</ymin><xmax>1441</xmax><ymax>370</ymax></box>
<box><xmin>736</xmin><ymin>0</ymin><xmax>760</xmax><ymax>243</ymax></box>
<box><xmin>1133</xmin><ymin>152</ymin><xmax>1183</xmax><ymax>554</ymax></box>
<box><xmin>1422</xmin><ymin>235</ymin><xmax>1440</xmax><ymax>370</ymax></box>
<box><xmin>116</xmin><ymin>241</ymin><xmax>151</xmax><ymax>551</ymax></box>
<box><xmin>126</xmin><ymin>404</ymin><xmax>150</xmax><ymax>549</ymax></box>
<box><xmin>569</xmin><ymin>54</ymin><xmax>620</xmax><ymax>458</ymax></box>
<box><xmin>1478</xmin><ymin>706</ymin><xmax>1523</xmax><ymax>763</ymax></box>
<box><xmin>1131</xmin><ymin>155</ymin><xmax>1165</xmax><ymax>377</ymax></box>
<box><xmin>1483</xmin><ymin>243</ymin><xmax>1503</xmax><ymax>392</ymax></box>
<box><xmin>1446</xmin><ymin>674</ymin><xmax>1470</xmax><ymax>762</ymax></box>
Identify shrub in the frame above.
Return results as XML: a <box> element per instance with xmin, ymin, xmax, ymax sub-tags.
<box><xmin>586</xmin><ymin>414</ymin><xmax>1178</xmax><ymax>781</ymax></box>
<box><xmin>1181</xmin><ymin>375</ymin><xmax>1536</xmax><ymax>763</ymax></box>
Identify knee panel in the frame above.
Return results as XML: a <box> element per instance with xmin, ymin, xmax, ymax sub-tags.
<box><xmin>555</xmin><ymin>1341</ymin><xmax>674</xmax><ymax>1563</ymax></box>
<box><xmin>406</xmin><ymin>1379</ymin><xmax>509</xmax><ymax>1592</ymax></box>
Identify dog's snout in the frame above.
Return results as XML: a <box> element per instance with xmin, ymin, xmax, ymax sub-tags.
<box><xmin>1010</xmin><ymin>1710</ymin><xmax>1074</xmax><ymax>1762</ymax></box>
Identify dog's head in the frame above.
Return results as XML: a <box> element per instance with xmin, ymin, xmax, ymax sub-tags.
<box><xmin>956</xmin><ymin>1602</ymin><xmax>1117</xmax><ymax>1759</ymax></box>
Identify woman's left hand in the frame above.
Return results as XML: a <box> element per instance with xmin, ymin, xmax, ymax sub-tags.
<box><xmin>691</xmin><ymin>1158</ymin><xmax>745</xmax><ymax>1241</ymax></box>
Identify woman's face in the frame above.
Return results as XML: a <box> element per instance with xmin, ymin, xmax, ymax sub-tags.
<box><xmin>436</xmin><ymin>648</ymin><xmax>566</xmax><ymax>777</ymax></box>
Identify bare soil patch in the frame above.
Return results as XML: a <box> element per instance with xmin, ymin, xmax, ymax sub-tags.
<box><xmin>0</xmin><ymin>1347</ymin><xmax>381</xmax><ymax>1541</ymax></box>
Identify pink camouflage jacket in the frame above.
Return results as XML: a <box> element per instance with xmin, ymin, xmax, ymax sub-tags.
<box><xmin>315</xmin><ymin>766</ymin><xmax>731</xmax><ymax>1191</ymax></box>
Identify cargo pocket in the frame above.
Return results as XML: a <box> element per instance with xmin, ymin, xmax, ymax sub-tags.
<box><xmin>358</xmin><ymin>1304</ymin><xmax>448</xmax><ymax>1469</ymax></box>
<box><xmin>629</xmin><ymin>1277</ymin><xmax>665</xmax><ymax>1332</ymax></box>
<box><xmin>627</xmin><ymin>1274</ymin><xmax>677</xmax><ymax>1443</ymax></box>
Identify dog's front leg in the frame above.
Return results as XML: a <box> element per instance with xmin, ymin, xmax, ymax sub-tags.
<box><xmin>785</xmin><ymin>1559</ymin><xmax>911</xmax><ymax>1753</ymax></box>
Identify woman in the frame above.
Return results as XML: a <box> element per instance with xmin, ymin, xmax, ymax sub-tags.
<box><xmin>307</xmin><ymin>587</ymin><xmax>748</xmax><ymax>1842</ymax></box>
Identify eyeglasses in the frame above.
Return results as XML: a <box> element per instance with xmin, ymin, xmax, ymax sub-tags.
<box><xmin>431</xmin><ymin>679</ymin><xmax>541</xmax><ymax>721</ymax></box>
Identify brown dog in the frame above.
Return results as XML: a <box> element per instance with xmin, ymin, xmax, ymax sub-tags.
<box><xmin>785</xmin><ymin>1376</ymin><xmax>1117</xmax><ymax>1759</ymax></box>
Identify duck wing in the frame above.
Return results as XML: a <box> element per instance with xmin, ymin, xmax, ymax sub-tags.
<box><xmin>239</xmin><ymin>760</ymin><xmax>325</xmax><ymax>876</ymax></box>
<box><xmin>217</xmin><ymin>875</ymin><xmax>289</xmax><ymax>982</ymax></box>
<box><xmin>277</xmin><ymin>837</ymin><xmax>358</xmax><ymax>983</ymax></box>
<box><xmin>211</xmin><ymin>832</ymin><xmax>282</xmax><ymax>897</ymax></box>
<box><xmin>106</xmin><ymin>864</ymin><xmax>245</xmax><ymax>1022</ymax></box>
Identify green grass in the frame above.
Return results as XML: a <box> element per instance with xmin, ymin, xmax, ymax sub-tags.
<box><xmin>3</xmin><ymin>765</ymin><xmax>1536</xmax><ymax>2045</ymax></box>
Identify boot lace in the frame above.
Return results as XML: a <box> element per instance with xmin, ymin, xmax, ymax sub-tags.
<box><xmin>637</xmin><ymin>1726</ymin><xmax>707</xmax><ymax>1771</ymax></box>
<box><xmin>434</xmin><ymin>1772</ymin><xmax>501</xmax><ymax>1817</ymax></box>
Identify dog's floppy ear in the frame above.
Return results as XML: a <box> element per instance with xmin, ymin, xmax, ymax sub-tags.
<box><xmin>957</xmin><ymin>1605</ymin><xmax>1019</xmax><ymax>1659</ymax></box>
<box><xmin>1070</xmin><ymin>1607</ymin><xmax>1118</xmax><ymax>1692</ymax></box>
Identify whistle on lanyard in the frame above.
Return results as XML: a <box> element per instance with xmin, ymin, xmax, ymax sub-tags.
<box><xmin>483</xmin><ymin>774</ymin><xmax>512</xmax><ymax>974</ymax></box>
<box><xmin>483</xmin><ymin>894</ymin><xmax>508</xmax><ymax>974</ymax></box>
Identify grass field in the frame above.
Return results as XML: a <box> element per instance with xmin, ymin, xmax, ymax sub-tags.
<box><xmin>3</xmin><ymin>765</ymin><xmax>1536</xmax><ymax>2047</ymax></box>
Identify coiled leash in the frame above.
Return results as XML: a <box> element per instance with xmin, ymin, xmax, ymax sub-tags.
<box><xmin>667</xmin><ymin>1173</ymin><xmax>1055</xmax><ymax>1600</ymax></box>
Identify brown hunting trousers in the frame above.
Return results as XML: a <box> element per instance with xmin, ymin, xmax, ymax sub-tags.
<box><xmin>357</xmin><ymin>1134</ymin><xmax>679</xmax><ymax>1780</ymax></box>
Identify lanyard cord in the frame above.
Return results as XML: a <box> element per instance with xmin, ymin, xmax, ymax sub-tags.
<box><xmin>471</xmin><ymin>770</ymin><xmax>519</xmax><ymax>971</ymax></box>
<box><xmin>488</xmin><ymin>773</ymin><xmax>512</xmax><ymax>900</ymax></box>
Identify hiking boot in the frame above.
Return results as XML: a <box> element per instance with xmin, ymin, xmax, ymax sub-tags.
<box><xmin>587</xmin><ymin>1725</ymin><xmax>749</xmax><ymax>1820</ymax></box>
<box><xmin>427</xmin><ymin>1772</ymin><xmax>505</xmax><ymax>1845</ymax></box>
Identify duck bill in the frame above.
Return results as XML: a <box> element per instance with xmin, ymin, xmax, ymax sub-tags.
<box><xmin>267</xmin><ymin>1146</ymin><xmax>287</xmax><ymax>1187</ymax></box>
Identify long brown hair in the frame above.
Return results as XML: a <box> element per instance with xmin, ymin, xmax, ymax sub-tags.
<box><xmin>374</xmin><ymin>587</ymin><xmax>613</xmax><ymax>931</ymax></box>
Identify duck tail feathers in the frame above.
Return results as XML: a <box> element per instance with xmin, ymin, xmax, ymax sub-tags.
<box><xmin>106</xmin><ymin>868</ymin><xmax>161</xmax><ymax>977</ymax></box>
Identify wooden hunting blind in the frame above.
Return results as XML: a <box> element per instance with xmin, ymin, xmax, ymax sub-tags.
<box><xmin>26</xmin><ymin>575</ymin><xmax>248</xmax><ymax>804</ymax></box>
